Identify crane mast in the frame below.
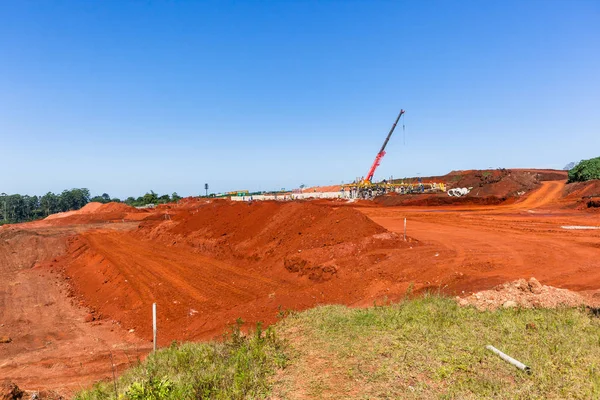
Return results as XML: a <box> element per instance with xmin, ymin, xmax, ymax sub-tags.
<box><xmin>363</xmin><ymin>109</ymin><xmax>405</xmax><ymax>184</ymax></box>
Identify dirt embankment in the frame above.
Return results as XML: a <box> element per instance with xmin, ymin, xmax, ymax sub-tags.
<box><xmin>43</xmin><ymin>202</ymin><xmax>149</xmax><ymax>225</ymax></box>
<box><xmin>377</xmin><ymin>169</ymin><xmax>568</xmax><ymax>207</ymax></box>
<box><xmin>563</xmin><ymin>180</ymin><xmax>600</xmax><ymax>210</ymax></box>
<box><xmin>0</xmin><ymin>226</ymin><xmax>147</xmax><ymax>396</ymax></box>
<box><xmin>145</xmin><ymin>201</ymin><xmax>388</xmax><ymax>263</ymax></box>
<box><xmin>55</xmin><ymin>201</ymin><xmax>409</xmax><ymax>344</ymax></box>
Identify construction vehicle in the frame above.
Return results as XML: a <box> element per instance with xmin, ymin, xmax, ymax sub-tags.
<box><xmin>363</xmin><ymin>109</ymin><xmax>405</xmax><ymax>184</ymax></box>
<box><xmin>341</xmin><ymin>109</ymin><xmax>445</xmax><ymax>199</ymax></box>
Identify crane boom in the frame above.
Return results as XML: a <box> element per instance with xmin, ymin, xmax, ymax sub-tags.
<box><xmin>364</xmin><ymin>109</ymin><xmax>405</xmax><ymax>183</ymax></box>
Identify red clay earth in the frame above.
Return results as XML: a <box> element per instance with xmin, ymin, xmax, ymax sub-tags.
<box><xmin>376</xmin><ymin>169</ymin><xmax>569</xmax><ymax>207</ymax></box>
<box><xmin>1</xmin><ymin>175</ymin><xmax>600</xmax><ymax>395</ymax></box>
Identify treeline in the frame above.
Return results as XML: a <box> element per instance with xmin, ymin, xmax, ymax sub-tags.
<box><xmin>123</xmin><ymin>191</ymin><xmax>182</xmax><ymax>207</ymax></box>
<box><xmin>0</xmin><ymin>188</ymin><xmax>91</xmax><ymax>224</ymax></box>
<box><xmin>0</xmin><ymin>189</ymin><xmax>183</xmax><ymax>224</ymax></box>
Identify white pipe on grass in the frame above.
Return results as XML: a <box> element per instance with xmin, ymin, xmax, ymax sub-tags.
<box><xmin>486</xmin><ymin>345</ymin><xmax>531</xmax><ymax>374</ymax></box>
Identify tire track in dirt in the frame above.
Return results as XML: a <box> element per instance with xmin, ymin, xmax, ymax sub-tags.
<box><xmin>64</xmin><ymin>231</ymin><xmax>282</xmax><ymax>341</ymax></box>
<box><xmin>0</xmin><ymin>227</ymin><xmax>148</xmax><ymax>396</ymax></box>
<box><xmin>505</xmin><ymin>180</ymin><xmax>565</xmax><ymax>210</ymax></box>
<box><xmin>360</xmin><ymin>192</ymin><xmax>600</xmax><ymax>294</ymax></box>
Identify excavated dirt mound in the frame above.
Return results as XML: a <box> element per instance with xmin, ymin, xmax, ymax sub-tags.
<box><xmin>44</xmin><ymin>202</ymin><xmax>147</xmax><ymax>225</ymax></box>
<box><xmin>377</xmin><ymin>169</ymin><xmax>567</xmax><ymax>207</ymax></box>
<box><xmin>56</xmin><ymin>200</ymin><xmax>409</xmax><ymax>343</ymax></box>
<box><xmin>396</xmin><ymin>169</ymin><xmax>567</xmax><ymax>186</ymax></box>
<box><xmin>95</xmin><ymin>202</ymin><xmax>139</xmax><ymax>213</ymax></box>
<box><xmin>456</xmin><ymin>278</ymin><xmax>590</xmax><ymax>311</ymax></box>
<box><xmin>374</xmin><ymin>193</ymin><xmax>511</xmax><ymax>207</ymax></box>
<box><xmin>159</xmin><ymin>201</ymin><xmax>387</xmax><ymax>259</ymax></box>
<box><xmin>44</xmin><ymin>202</ymin><xmax>104</xmax><ymax>221</ymax></box>
<box><xmin>563</xmin><ymin>180</ymin><xmax>600</xmax><ymax>210</ymax></box>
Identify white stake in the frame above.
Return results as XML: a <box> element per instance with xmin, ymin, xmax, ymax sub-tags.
<box><xmin>152</xmin><ymin>303</ymin><xmax>157</xmax><ymax>352</ymax></box>
<box><xmin>404</xmin><ymin>218</ymin><xmax>407</xmax><ymax>241</ymax></box>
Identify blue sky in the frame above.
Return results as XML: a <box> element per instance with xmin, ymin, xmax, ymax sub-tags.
<box><xmin>1</xmin><ymin>1</ymin><xmax>598</xmax><ymax>198</ymax></box>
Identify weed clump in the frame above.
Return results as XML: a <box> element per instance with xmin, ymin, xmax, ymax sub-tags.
<box><xmin>75</xmin><ymin>320</ymin><xmax>287</xmax><ymax>400</ymax></box>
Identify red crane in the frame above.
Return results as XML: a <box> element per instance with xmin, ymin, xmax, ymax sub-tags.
<box><xmin>363</xmin><ymin>109</ymin><xmax>405</xmax><ymax>184</ymax></box>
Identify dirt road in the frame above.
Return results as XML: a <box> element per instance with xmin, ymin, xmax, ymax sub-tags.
<box><xmin>361</xmin><ymin>181</ymin><xmax>600</xmax><ymax>293</ymax></box>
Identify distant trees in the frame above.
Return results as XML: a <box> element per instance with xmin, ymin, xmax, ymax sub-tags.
<box><xmin>568</xmin><ymin>157</ymin><xmax>600</xmax><ymax>183</ymax></box>
<box><xmin>0</xmin><ymin>188</ymin><xmax>184</xmax><ymax>224</ymax></box>
<box><xmin>123</xmin><ymin>191</ymin><xmax>182</xmax><ymax>207</ymax></box>
<box><xmin>90</xmin><ymin>193</ymin><xmax>113</xmax><ymax>204</ymax></box>
<box><xmin>1</xmin><ymin>188</ymin><xmax>90</xmax><ymax>224</ymax></box>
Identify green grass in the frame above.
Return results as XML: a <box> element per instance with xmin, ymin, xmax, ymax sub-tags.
<box><xmin>76</xmin><ymin>297</ymin><xmax>600</xmax><ymax>399</ymax></box>
<box><xmin>273</xmin><ymin>296</ymin><xmax>600</xmax><ymax>399</ymax></box>
<box><xmin>75</xmin><ymin>321</ymin><xmax>287</xmax><ymax>400</ymax></box>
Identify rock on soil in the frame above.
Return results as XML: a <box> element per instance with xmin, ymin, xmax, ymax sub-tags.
<box><xmin>0</xmin><ymin>336</ymin><xmax>12</xmax><ymax>344</ymax></box>
<box><xmin>0</xmin><ymin>380</ymin><xmax>23</xmax><ymax>400</ymax></box>
<box><xmin>456</xmin><ymin>277</ymin><xmax>587</xmax><ymax>311</ymax></box>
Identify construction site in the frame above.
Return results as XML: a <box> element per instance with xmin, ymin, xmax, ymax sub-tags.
<box><xmin>0</xmin><ymin>106</ymin><xmax>599</xmax><ymax>397</ymax></box>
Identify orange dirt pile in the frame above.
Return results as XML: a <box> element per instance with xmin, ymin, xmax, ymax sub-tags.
<box><xmin>456</xmin><ymin>277</ymin><xmax>594</xmax><ymax>311</ymax></box>
<box><xmin>563</xmin><ymin>180</ymin><xmax>600</xmax><ymax>210</ymax></box>
<box><xmin>303</xmin><ymin>184</ymin><xmax>342</xmax><ymax>193</ymax></box>
<box><xmin>160</xmin><ymin>201</ymin><xmax>387</xmax><ymax>259</ymax></box>
<box><xmin>376</xmin><ymin>169</ymin><xmax>568</xmax><ymax>207</ymax></box>
<box><xmin>44</xmin><ymin>202</ymin><xmax>104</xmax><ymax>221</ymax></box>
<box><xmin>56</xmin><ymin>200</ymin><xmax>408</xmax><ymax>343</ymax></box>
<box><xmin>43</xmin><ymin>202</ymin><xmax>147</xmax><ymax>226</ymax></box>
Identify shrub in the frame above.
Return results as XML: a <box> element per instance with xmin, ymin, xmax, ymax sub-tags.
<box><xmin>568</xmin><ymin>156</ymin><xmax>600</xmax><ymax>182</ymax></box>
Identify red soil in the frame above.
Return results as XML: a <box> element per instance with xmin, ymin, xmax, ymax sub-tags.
<box><xmin>57</xmin><ymin>202</ymin><xmax>404</xmax><ymax>344</ymax></box>
<box><xmin>2</xmin><ymin>178</ymin><xmax>600</xmax><ymax>394</ymax></box>
<box><xmin>562</xmin><ymin>180</ymin><xmax>600</xmax><ymax>210</ymax></box>
<box><xmin>42</xmin><ymin>202</ymin><xmax>147</xmax><ymax>226</ymax></box>
<box><xmin>377</xmin><ymin>169</ymin><xmax>569</xmax><ymax>207</ymax></box>
<box><xmin>0</xmin><ymin>225</ymin><xmax>148</xmax><ymax>395</ymax></box>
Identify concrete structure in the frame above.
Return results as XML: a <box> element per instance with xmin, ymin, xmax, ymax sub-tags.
<box><xmin>230</xmin><ymin>191</ymin><xmax>349</xmax><ymax>202</ymax></box>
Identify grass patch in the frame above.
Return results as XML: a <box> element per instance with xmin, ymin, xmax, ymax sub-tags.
<box><xmin>75</xmin><ymin>321</ymin><xmax>287</xmax><ymax>400</ymax></box>
<box><xmin>76</xmin><ymin>296</ymin><xmax>600</xmax><ymax>399</ymax></box>
<box><xmin>273</xmin><ymin>295</ymin><xmax>600</xmax><ymax>399</ymax></box>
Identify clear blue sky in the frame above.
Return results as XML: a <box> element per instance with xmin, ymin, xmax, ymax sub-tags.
<box><xmin>1</xmin><ymin>1</ymin><xmax>598</xmax><ymax>198</ymax></box>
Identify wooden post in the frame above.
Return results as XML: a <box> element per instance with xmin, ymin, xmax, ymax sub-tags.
<box><xmin>404</xmin><ymin>218</ymin><xmax>407</xmax><ymax>241</ymax></box>
<box><xmin>152</xmin><ymin>303</ymin><xmax>157</xmax><ymax>352</ymax></box>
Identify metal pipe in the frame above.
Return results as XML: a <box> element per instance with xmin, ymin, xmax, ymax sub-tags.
<box><xmin>486</xmin><ymin>345</ymin><xmax>531</xmax><ymax>374</ymax></box>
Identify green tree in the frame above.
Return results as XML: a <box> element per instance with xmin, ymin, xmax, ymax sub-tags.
<box><xmin>568</xmin><ymin>157</ymin><xmax>600</xmax><ymax>183</ymax></box>
<box><xmin>142</xmin><ymin>191</ymin><xmax>159</xmax><ymax>205</ymax></box>
<box><xmin>41</xmin><ymin>192</ymin><xmax>60</xmax><ymax>216</ymax></box>
<box><xmin>158</xmin><ymin>194</ymin><xmax>171</xmax><ymax>204</ymax></box>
